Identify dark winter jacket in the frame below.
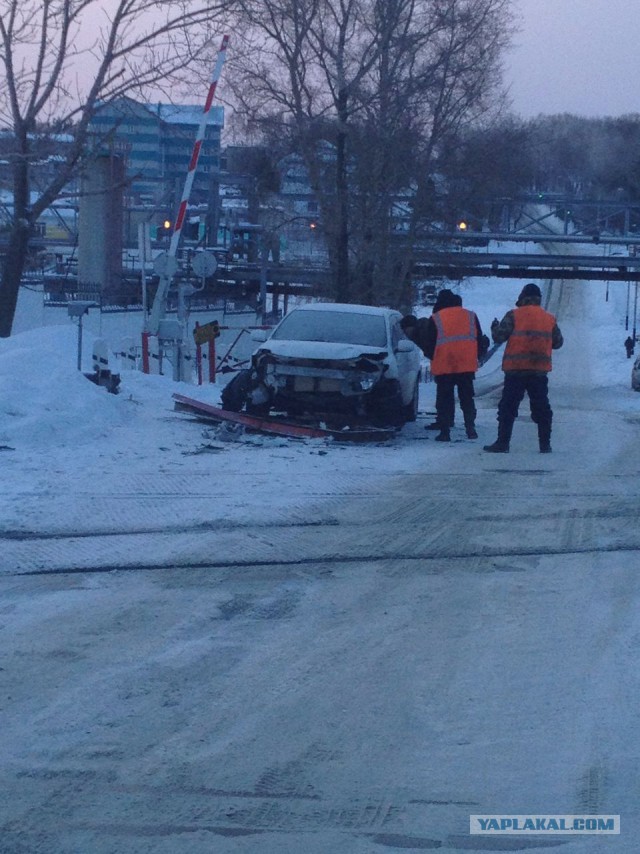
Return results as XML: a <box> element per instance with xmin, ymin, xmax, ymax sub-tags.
<box><xmin>491</xmin><ymin>295</ymin><xmax>563</xmax><ymax>374</ymax></box>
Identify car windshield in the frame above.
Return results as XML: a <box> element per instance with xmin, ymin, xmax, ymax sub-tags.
<box><xmin>271</xmin><ymin>310</ymin><xmax>388</xmax><ymax>347</ymax></box>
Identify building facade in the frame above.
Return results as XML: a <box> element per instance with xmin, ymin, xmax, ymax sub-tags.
<box><xmin>89</xmin><ymin>97</ymin><xmax>224</xmax><ymax>215</ymax></box>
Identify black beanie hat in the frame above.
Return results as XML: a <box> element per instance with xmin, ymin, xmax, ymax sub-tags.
<box><xmin>517</xmin><ymin>283</ymin><xmax>542</xmax><ymax>305</ymax></box>
<box><xmin>400</xmin><ymin>314</ymin><xmax>418</xmax><ymax>330</ymax></box>
<box><xmin>433</xmin><ymin>288</ymin><xmax>458</xmax><ymax>310</ymax></box>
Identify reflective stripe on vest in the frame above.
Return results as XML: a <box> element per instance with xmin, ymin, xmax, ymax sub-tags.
<box><xmin>431</xmin><ymin>307</ymin><xmax>478</xmax><ymax>375</ymax></box>
<box><xmin>502</xmin><ymin>305</ymin><xmax>555</xmax><ymax>372</ymax></box>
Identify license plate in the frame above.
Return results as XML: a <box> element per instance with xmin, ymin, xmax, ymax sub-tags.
<box><xmin>294</xmin><ymin>376</ymin><xmax>341</xmax><ymax>392</ymax></box>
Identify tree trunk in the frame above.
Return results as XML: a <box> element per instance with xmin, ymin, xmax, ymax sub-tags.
<box><xmin>334</xmin><ymin>90</ymin><xmax>350</xmax><ymax>303</ymax></box>
<box><xmin>0</xmin><ymin>140</ymin><xmax>31</xmax><ymax>337</ymax></box>
<box><xmin>0</xmin><ymin>222</ymin><xmax>31</xmax><ymax>337</ymax></box>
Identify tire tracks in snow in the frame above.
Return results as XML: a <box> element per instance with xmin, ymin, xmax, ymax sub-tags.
<box><xmin>4</xmin><ymin>471</ymin><xmax>640</xmax><ymax>575</ymax></box>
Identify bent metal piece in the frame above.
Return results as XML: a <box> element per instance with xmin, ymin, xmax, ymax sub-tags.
<box><xmin>172</xmin><ymin>393</ymin><xmax>395</xmax><ymax>442</ymax></box>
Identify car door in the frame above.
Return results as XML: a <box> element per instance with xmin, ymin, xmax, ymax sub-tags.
<box><xmin>390</xmin><ymin>317</ymin><xmax>420</xmax><ymax>403</ymax></box>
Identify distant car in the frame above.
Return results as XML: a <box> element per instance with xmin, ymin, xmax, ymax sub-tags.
<box><xmin>222</xmin><ymin>302</ymin><xmax>422</xmax><ymax>426</ymax></box>
<box><xmin>420</xmin><ymin>284</ymin><xmax>438</xmax><ymax>305</ymax></box>
<box><xmin>632</xmin><ymin>355</ymin><xmax>640</xmax><ymax>391</ymax></box>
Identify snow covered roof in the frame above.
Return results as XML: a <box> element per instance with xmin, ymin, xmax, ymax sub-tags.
<box><xmin>154</xmin><ymin>104</ymin><xmax>224</xmax><ymax>127</ymax></box>
<box><xmin>93</xmin><ymin>97</ymin><xmax>224</xmax><ymax>127</ymax></box>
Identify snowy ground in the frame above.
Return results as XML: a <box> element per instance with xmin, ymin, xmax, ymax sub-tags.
<box><xmin>1</xmin><ymin>241</ymin><xmax>639</xmax><ymax>852</ymax></box>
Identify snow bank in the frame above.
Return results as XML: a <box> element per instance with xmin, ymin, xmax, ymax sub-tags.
<box><xmin>0</xmin><ymin>326</ymin><xmax>145</xmax><ymax>448</ymax></box>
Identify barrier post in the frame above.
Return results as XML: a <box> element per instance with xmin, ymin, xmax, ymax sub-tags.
<box><xmin>194</xmin><ymin>322</ymin><xmax>203</xmax><ymax>384</ymax></box>
<box><xmin>141</xmin><ymin>331</ymin><xmax>150</xmax><ymax>374</ymax></box>
<box><xmin>146</xmin><ymin>34</ymin><xmax>229</xmax><ymax>364</ymax></box>
<box><xmin>209</xmin><ymin>338</ymin><xmax>216</xmax><ymax>383</ymax></box>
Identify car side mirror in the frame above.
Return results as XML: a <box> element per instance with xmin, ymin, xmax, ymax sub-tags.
<box><xmin>251</xmin><ymin>329</ymin><xmax>268</xmax><ymax>343</ymax></box>
<box><xmin>396</xmin><ymin>338</ymin><xmax>416</xmax><ymax>353</ymax></box>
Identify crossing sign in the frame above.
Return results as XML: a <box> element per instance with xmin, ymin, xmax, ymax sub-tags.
<box><xmin>193</xmin><ymin>321</ymin><xmax>220</xmax><ymax>345</ymax></box>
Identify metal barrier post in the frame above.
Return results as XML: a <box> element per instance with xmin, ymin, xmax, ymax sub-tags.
<box><xmin>209</xmin><ymin>338</ymin><xmax>216</xmax><ymax>383</ymax></box>
<box><xmin>141</xmin><ymin>332</ymin><xmax>150</xmax><ymax>374</ymax></box>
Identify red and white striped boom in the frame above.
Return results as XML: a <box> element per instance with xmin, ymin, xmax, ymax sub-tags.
<box><xmin>169</xmin><ymin>34</ymin><xmax>229</xmax><ymax>258</ymax></box>
<box><xmin>149</xmin><ymin>34</ymin><xmax>229</xmax><ymax>335</ymax></box>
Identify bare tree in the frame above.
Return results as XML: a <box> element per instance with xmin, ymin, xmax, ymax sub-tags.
<box><xmin>228</xmin><ymin>0</ymin><xmax>514</xmax><ymax>307</ymax></box>
<box><xmin>0</xmin><ymin>0</ymin><xmax>233</xmax><ymax>337</ymax></box>
<box><xmin>437</xmin><ymin>117</ymin><xmax>534</xmax><ymax>233</ymax></box>
<box><xmin>228</xmin><ymin>0</ymin><xmax>399</xmax><ymax>301</ymax></box>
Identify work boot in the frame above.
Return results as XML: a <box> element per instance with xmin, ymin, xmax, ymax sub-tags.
<box><xmin>483</xmin><ymin>420</ymin><xmax>512</xmax><ymax>453</ymax></box>
<box><xmin>538</xmin><ymin>424</ymin><xmax>552</xmax><ymax>453</ymax></box>
<box><xmin>465</xmin><ymin>424</ymin><xmax>478</xmax><ymax>439</ymax></box>
<box><xmin>483</xmin><ymin>440</ymin><xmax>509</xmax><ymax>453</ymax></box>
<box><xmin>434</xmin><ymin>429</ymin><xmax>451</xmax><ymax>442</ymax></box>
<box><xmin>425</xmin><ymin>420</ymin><xmax>455</xmax><ymax>431</ymax></box>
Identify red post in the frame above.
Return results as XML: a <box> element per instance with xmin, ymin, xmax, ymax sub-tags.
<box><xmin>209</xmin><ymin>338</ymin><xmax>216</xmax><ymax>383</ymax></box>
<box><xmin>141</xmin><ymin>331</ymin><xmax>150</xmax><ymax>374</ymax></box>
<box><xmin>196</xmin><ymin>344</ymin><xmax>203</xmax><ymax>385</ymax></box>
<box><xmin>194</xmin><ymin>322</ymin><xmax>202</xmax><ymax>384</ymax></box>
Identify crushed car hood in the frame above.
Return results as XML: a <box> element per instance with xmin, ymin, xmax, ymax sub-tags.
<box><xmin>256</xmin><ymin>340</ymin><xmax>387</xmax><ymax>361</ymax></box>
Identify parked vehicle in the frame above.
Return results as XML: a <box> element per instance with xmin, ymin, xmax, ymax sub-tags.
<box><xmin>222</xmin><ymin>302</ymin><xmax>422</xmax><ymax>426</ymax></box>
<box><xmin>421</xmin><ymin>284</ymin><xmax>438</xmax><ymax>305</ymax></box>
<box><xmin>632</xmin><ymin>355</ymin><xmax>640</xmax><ymax>391</ymax></box>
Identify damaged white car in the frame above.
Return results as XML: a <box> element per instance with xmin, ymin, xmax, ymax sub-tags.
<box><xmin>222</xmin><ymin>303</ymin><xmax>422</xmax><ymax>426</ymax></box>
<box><xmin>632</xmin><ymin>355</ymin><xmax>640</xmax><ymax>391</ymax></box>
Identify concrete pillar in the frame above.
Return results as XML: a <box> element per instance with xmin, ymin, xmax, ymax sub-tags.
<box><xmin>77</xmin><ymin>153</ymin><xmax>124</xmax><ymax>295</ymax></box>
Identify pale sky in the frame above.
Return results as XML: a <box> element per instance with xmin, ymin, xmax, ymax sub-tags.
<box><xmin>506</xmin><ymin>0</ymin><xmax>640</xmax><ymax>118</ymax></box>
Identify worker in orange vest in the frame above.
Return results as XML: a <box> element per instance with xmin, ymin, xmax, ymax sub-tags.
<box><xmin>422</xmin><ymin>289</ymin><xmax>487</xmax><ymax>442</ymax></box>
<box><xmin>484</xmin><ymin>283</ymin><xmax>563</xmax><ymax>454</ymax></box>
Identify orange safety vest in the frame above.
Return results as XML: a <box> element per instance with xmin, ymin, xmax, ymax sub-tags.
<box><xmin>502</xmin><ymin>305</ymin><xmax>556</xmax><ymax>372</ymax></box>
<box><xmin>430</xmin><ymin>307</ymin><xmax>478</xmax><ymax>376</ymax></box>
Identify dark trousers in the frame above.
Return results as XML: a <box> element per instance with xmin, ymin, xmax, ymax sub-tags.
<box><xmin>435</xmin><ymin>373</ymin><xmax>476</xmax><ymax>429</ymax></box>
<box><xmin>498</xmin><ymin>373</ymin><xmax>552</xmax><ymax>435</ymax></box>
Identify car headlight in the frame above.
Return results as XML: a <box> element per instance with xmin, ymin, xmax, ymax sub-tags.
<box><xmin>265</xmin><ymin>362</ymin><xmax>286</xmax><ymax>388</ymax></box>
<box><xmin>357</xmin><ymin>375</ymin><xmax>377</xmax><ymax>391</ymax></box>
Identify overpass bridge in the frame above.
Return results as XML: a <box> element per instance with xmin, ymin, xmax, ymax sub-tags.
<box><xmin>30</xmin><ymin>199</ymin><xmax>640</xmax><ymax>306</ymax></box>
<box><xmin>37</xmin><ymin>243</ymin><xmax>640</xmax><ymax>313</ymax></box>
<box><xmin>411</xmin><ymin>200</ymin><xmax>640</xmax><ymax>282</ymax></box>
<box><xmin>412</xmin><ymin>249</ymin><xmax>640</xmax><ymax>282</ymax></box>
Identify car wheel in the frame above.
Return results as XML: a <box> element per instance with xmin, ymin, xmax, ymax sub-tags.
<box><xmin>366</xmin><ymin>380</ymin><xmax>405</xmax><ymax>427</ymax></box>
<box><xmin>221</xmin><ymin>369</ymin><xmax>253</xmax><ymax>412</ymax></box>
<box><xmin>402</xmin><ymin>378</ymin><xmax>420</xmax><ymax>422</ymax></box>
<box><xmin>246</xmin><ymin>401</ymin><xmax>272</xmax><ymax>417</ymax></box>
